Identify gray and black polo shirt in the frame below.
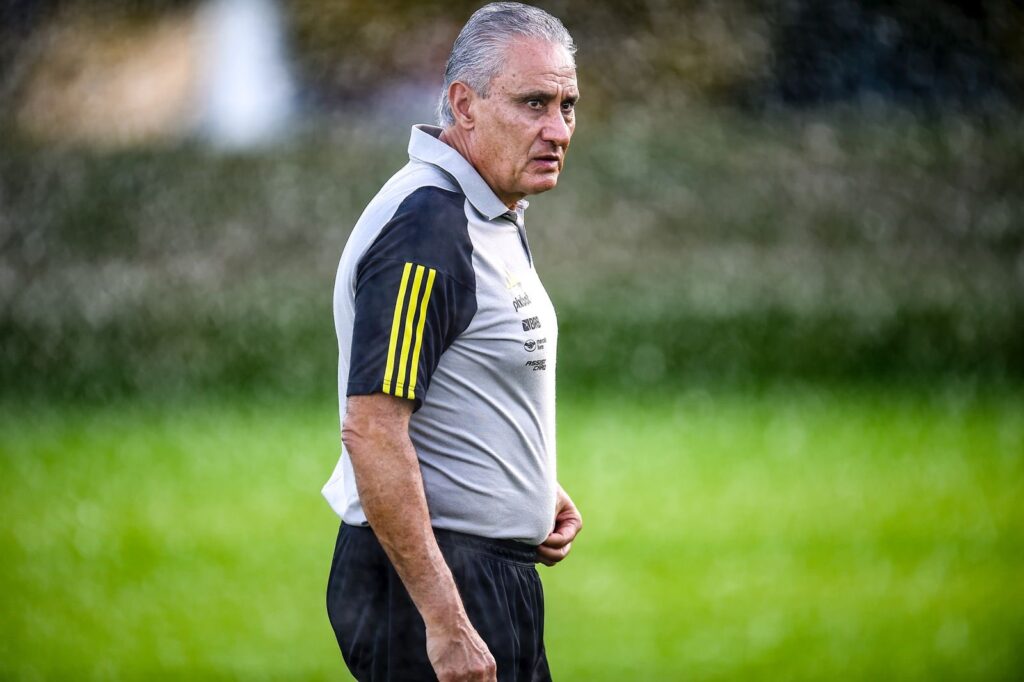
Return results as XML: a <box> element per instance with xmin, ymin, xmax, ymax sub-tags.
<box><xmin>322</xmin><ymin>124</ymin><xmax>558</xmax><ymax>546</ymax></box>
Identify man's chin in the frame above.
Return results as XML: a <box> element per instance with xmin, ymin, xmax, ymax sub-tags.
<box><xmin>524</xmin><ymin>174</ymin><xmax>560</xmax><ymax>196</ymax></box>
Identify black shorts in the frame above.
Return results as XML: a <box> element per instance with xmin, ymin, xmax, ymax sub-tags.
<box><xmin>326</xmin><ymin>523</ymin><xmax>552</xmax><ymax>682</ymax></box>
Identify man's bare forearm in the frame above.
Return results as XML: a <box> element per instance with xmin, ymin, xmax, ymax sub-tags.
<box><xmin>342</xmin><ymin>395</ymin><xmax>468</xmax><ymax>631</ymax></box>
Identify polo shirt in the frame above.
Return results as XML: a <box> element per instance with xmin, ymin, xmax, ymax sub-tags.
<box><xmin>321</xmin><ymin>124</ymin><xmax>558</xmax><ymax>545</ymax></box>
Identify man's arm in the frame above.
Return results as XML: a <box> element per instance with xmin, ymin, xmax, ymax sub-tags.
<box><xmin>342</xmin><ymin>393</ymin><xmax>496</xmax><ymax>682</ymax></box>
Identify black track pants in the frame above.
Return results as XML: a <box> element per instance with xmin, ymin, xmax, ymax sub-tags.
<box><xmin>326</xmin><ymin>523</ymin><xmax>553</xmax><ymax>682</ymax></box>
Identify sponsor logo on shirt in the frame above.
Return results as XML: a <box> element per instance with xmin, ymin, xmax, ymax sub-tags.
<box><xmin>521</xmin><ymin>316</ymin><xmax>541</xmax><ymax>331</ymax></box>
<box><xmin>525</xmin><ymin>359</ymin><xmax>547</xmax><ymax>371</ymax></box>
<box><xmin>524</xmin><ymin>337</ymin><xmax>547</xmax><ymax>352</ymax></box>
<box><xmin>512</xmin><ymin>292</ymin><xmax>532</xmax><ymax>312</ymax></box>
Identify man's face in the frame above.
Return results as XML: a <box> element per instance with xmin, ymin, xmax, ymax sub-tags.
<box><xmin>467</xmin><ymin>38</ymin><xmax>578</xmax><ymax>207</ymax></box>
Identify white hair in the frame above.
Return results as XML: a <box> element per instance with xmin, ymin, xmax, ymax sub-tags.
<box><xmin>437</xmin><ymin>2</ymin><xmax>576</xmax><ymax>128</ymax></box>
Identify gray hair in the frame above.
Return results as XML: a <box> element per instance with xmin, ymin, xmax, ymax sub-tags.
<box><xmin>437</xmin><ymin>2</ymin><xmax>576</xmax><ymax>128</ymax></box>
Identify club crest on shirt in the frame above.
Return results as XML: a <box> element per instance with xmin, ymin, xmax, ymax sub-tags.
<box><xmin>503</xmin><ymin>267</ymin><xmax>521</xmax><ymax>290</ymax></box>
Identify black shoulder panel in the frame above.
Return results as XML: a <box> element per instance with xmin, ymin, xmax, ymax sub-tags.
<box><xmin>347</xmin><ymin>186</ymin><xmax>478</xmax><ymax>409</ymax></box>
<box><xmin>358</xmin><ymin>186</ymin><xmax>475</xmax><ymax>290</ymax></box>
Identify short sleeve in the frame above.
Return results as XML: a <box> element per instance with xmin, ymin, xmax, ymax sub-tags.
<box><xmin>346</xmin><ymin>186</ymin><xmax>476</xmax><ymax>409</ymax></box>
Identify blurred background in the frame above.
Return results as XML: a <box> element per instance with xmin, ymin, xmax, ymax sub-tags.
<box><xmin>1</xmin><ymin>0</ymin><xmax>1022</xmax><ymax>679</ymax></box>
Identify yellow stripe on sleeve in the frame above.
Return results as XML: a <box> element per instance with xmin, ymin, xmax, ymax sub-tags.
<box><xmin>407</xmin><ymin>267</ymin><xmax>436</xmax><ymax>400</ymax></box>
<box><xmin>394</xmin><ymin>264</ymin><xmax>425</xmax><ymax>398</ymax></box>
<box><xmin>382</xmin><ymin>262</ymin><xmax>412</xmax><ymax>395</ymax></box>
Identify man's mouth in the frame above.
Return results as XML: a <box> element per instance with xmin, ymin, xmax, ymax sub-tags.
<box><xmin>531</xmin><ymin>154</ymin><xmax>561</xmax><ymax>169</ymax></box>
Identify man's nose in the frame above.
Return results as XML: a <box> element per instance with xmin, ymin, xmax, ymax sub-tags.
<box><xmin>540</xmin><ymin>109</ymin><xmax>571</xmax><ymax>148</ymax></box>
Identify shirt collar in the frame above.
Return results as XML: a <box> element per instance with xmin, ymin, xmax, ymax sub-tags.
<box><xmin>408</xmin><ymin>124</ymin><xmax>514</xmax><ymax>221</ymax></box>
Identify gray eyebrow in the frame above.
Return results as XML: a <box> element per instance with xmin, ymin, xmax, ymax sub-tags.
<box><xmin>516</xmin><ymin>90</ymin><xmax>579</xmax><ymax>102</ymax></box>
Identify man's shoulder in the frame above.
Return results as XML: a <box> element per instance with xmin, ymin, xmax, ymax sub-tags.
<box><xmin>368</xmin><ymin>161</ymin><xmax>460</xmax><ymax>216</ymax></box>
<box><xmin>387</xmin><ymin>185</ymin><xmax>466</xmax><ymax>233</ymax></box>
<box><xmin>351</xmin><ymin>165</ymin><xmax>475</xmax><ymax>287</ymax></box>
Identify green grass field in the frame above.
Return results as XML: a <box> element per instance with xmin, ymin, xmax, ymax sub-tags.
<box><xmin>2</xmin><ymin>385</ymin><xmax>1022</xmax><ymax>680</ymax></box>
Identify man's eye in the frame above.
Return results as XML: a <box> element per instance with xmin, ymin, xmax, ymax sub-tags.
<box><xmin>527</xmin><ymin>100</ymin><xmax>543</xmax><ymax>109</ymax></box>
<box><xmin>562</xmin><ymin>101</ymin><xmax>576</xmax><ymax>112</ymax></box>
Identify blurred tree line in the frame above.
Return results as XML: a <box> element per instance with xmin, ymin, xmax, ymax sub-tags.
<box><xmin>3</xmin><ymin>112</ymin><xmax>1021</xmax><ymax>398</ymax></box>
<box><xmin>2</xmin><ymin>0</ymin><xmax>1023</xmax><ymax>400</ymax></box>
<box><xmin>2</xmin><ymin>0</ymin><xmax>1022</xmax><ymax>114</ymax></box>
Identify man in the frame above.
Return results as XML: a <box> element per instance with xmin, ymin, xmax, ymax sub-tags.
<box><xmin>322</xmin><ymin>3</ymin><xmax>581</xmax><ymax>680</ymax></box>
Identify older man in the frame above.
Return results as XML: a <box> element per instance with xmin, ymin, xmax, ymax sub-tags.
<box><xmin>322</xmin><ymin>3</ymin><xmax>581</xmax><ymax>680</ymax></box>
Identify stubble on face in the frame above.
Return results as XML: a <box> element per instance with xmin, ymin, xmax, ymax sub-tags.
<box><xmin>467</xmin><ymin>38</ymin><xmax>579</xmax><ymax>208</ymax></box>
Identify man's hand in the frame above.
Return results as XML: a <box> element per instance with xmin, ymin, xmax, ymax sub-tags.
<box><xmin>427</xmin><ymin>618</ymin><xmax>497</xmax><ymax>682</ymax></box>
<box><xmin>537</xmin><ymin>485</ymin><xmax>582</xmax><ymax>567</ymax></box>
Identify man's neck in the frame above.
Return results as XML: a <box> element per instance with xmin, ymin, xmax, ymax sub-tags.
<box><xmin>438</xmin><ymin>127</ymin><xmax>518</xmax><ymax>210</ymax></box>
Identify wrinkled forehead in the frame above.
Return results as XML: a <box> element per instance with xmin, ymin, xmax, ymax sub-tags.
<box><xmin>493</xmin><ymin>38</ymin><xmax>578</xmax><ymax>91</ymax></box>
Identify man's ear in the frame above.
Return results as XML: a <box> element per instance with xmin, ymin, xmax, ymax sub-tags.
<box><xmin>449</xmin><ymin>81</ymin><xmax>476</xmax><ymax>130</ymax></box>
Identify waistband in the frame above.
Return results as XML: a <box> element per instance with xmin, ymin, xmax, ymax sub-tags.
<box><xmin>432</xmin><ymin>527</ymin><xmax>539</xmax><ymax>565</ymax></box>
<box><xmin>346</xmin><ymin>523</ymin><xmax>539</xmax><ymax>565</ymax></box>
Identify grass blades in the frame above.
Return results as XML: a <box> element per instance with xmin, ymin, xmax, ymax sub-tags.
<box><xmin>1</xmin><ymin>385</ymin><xmax>1022</xmax><ymax>680</ymax></box>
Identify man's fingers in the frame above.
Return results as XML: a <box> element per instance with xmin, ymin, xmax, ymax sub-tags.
<box><xmin>542</xmin><ymin>518</ymin><xmax>581</xmax><ymax>549</ymax></box>
<box><xmin>541</xmin><ymin>532</ymin><xmax>570</xmax><ymax>549</ymax></box>
<box><xmin>559</xmin><ymin>516</ymin><xmax>582</xmax><ymax>540</ymax></box>
<box><xmin>536</xmin><ymin>541</ymin><xmax>571</xmax><ymax>565</ymax></box>
<box><xmin>537</xmin><ymin>545</ymin><xmax>568</xmax><ymax>565</ymax></box>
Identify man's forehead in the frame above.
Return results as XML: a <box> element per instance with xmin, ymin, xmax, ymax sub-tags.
<box><xmin>496</xmin><ymin>38</ymin><xmax>577</xmax><ymax>90</ymax></box>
